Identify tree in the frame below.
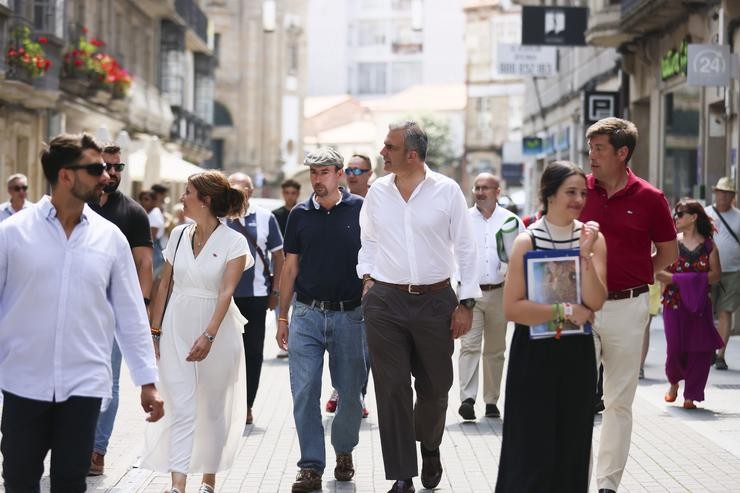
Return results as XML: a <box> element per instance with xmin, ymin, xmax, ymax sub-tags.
<box><xmin>402</xmin><ymin>113</ymin><xmax>458</xmax><ymax>171</ymax></box>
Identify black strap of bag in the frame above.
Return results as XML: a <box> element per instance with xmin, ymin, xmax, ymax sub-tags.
<box><xmin>713</xmin><ymin>206</ymin><xmax>740</xmax><ymax>246</ymax></box>
<box><xmin>159</xmin><ymin>226</ymin><xmax>186</xmax><ymax>328</ymax></box>
<box><xmin>231</xmin><ymin>219</ymin><xmax>273</xmax><ymax>292</ymax></box>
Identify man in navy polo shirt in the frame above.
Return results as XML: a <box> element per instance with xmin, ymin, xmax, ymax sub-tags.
<box><xmin>276</xmin><ymin>147</ymin><xmax>366</xmax><ymax>493</ymax></box>
<box><xmin>581</xmin><ymin>117</ymin><xmax>677</xmax><ymax>493</ymax></box>
<box><xmin>227</xmin><ymin>172</ymin><xmax>284</xmax><ymax>426</ymax></box>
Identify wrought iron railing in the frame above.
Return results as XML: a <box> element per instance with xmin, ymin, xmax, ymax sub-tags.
<box><xmin>170</xmin><ymin>105</ymin><xmax>212</xmax><ymax>149</ymax></box>
<box><xmin>174</xmin><ymin>0</ymin><xmax>208</xmax><ymax>45</ymax></box>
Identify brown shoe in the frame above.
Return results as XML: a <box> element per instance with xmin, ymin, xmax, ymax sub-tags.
<box><xmin>334</xmin><ymin>452</ymin><xmax>354</xmax><ymax>481</ymax></box>
<box><xmin>88</xmin><ymin>451</ymin><xmax>104</xmax><ymax>476</ymax></box>
<box><xmin>246</xmin><ymin>407</ymin><xmax>253</xmax><ymax>425</ymax></box>
<box><xmin>292</xmin><ymin>468</ymin><xmax>322</xmax><ymax>492</ymax></box>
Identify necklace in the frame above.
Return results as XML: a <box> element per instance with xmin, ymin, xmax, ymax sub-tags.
<box><xmin>542</xmin><ymin>217</ymin><xmax>576</xmax><ymax>250</ymax></box>
<box><xmin>191</xmin><ymin>223</ymin><xmax>219</xmax><ymax>251</ymax></box>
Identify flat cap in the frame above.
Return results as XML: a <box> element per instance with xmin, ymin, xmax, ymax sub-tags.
<box><xmin>304</xmin><ymin>147</ymin><xmax>344</xmax><ymax>168</ymax></box>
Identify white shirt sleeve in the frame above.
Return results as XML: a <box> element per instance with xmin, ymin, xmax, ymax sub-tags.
<box><xmin>449</xmin><ymin>186</ymin><xmax>481</xmax><ymax>300</ymax></box>
<box><xmin>357</xmin><ymin>190</ymin><xmax>377</xmax><ymax>279</ymax></box>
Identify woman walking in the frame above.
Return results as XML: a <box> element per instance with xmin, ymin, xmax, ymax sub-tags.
<box><xmin>142</xmin><ymin>171</ymin><xmax>253</xmax><ymax>493</ymax></box>
<box><xmin>657</xmin><ymin>199</ymin><xmax>723</xmax><ymax>410</ymax></box>
<box><xmin>496</xmin><ymin>161</ymin><xmax>607</xmax><ymax>493</ymax></box>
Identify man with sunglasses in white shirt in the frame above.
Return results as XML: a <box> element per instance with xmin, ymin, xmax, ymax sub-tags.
<box><xmin>87</xmin><ymin>144</ymin><xmax>155</xmax><ymax>476</ymax></box>
<box><xmin>0</xmin><ymin>173</ymin><xmax>33</xmax><ymax>222</ymax></box>
<box><xmin>0</xmin><ymin>133</ymin><xmax>163</xmax><ymax>493</ymax></box>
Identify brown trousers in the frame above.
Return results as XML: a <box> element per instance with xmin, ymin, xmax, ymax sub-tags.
<box><xmin>362</xmin><ymin>283</ymin><xmax>457</xmax><ymax>480</ymax></box>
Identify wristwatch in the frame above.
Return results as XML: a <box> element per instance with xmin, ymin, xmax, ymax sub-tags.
<box><xmin>202</xmin><ymin>331</ymin><xmax>216</xmax><ymax>343</ymax></box>
<box><xmin>563</xmin><ymin>303</ymin><xmax>573</xmax><ymax>317</ymax></box>
<box><xmin>459</xmin><ymin>298</ymin><xmax>476</xmax><ymax>310</ymax></box>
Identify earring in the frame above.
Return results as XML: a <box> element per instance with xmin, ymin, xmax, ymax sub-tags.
<box><xmin>201</xmin><ymin>204</ymin><xmax>205</xmax><ymax>208</ymax></box>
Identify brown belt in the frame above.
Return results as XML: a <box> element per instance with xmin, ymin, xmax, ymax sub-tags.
<box><xmin>480</xmin><ymin>282</ymin><xmax>504</xmax><ymax>291</ymax></box>
<box><xmin>372</xmin><ymin>278</ymin><xmax>450</xmax><ymax>295</ymax></box>
<box><xmin>607</xmin><ymin>284</ymin><xmax>649</xmax><ymax>301</ymax></box>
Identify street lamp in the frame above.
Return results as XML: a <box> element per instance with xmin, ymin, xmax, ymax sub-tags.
<box><xmin>263</xmin><ymin>0</ymin><xmax>276</xmax><ymax>32</ymax></box>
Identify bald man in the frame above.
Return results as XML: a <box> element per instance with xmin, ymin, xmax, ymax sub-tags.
<box><xmin>458</xmin><ymin>173</ymin><xmax>524</xmax><ymax>421</ymax></box>
<box><xmin>227</xmin><ymin>172</ymin><xmax>285</xmax><ymax>425</ymax></box>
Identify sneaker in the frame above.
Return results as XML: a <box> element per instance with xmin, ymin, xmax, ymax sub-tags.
<box><xmin>277</xmin><ymin>349</ymin><xmax>289</xmax><ymax>359</ymax></box>
<box><xmin>326</xmin><ymin>389</ymin><xmax>338</xmax><ymax>413</ymax></box>
<box><xmin>292</xmin><ymin>468</ymin><xmax>322</xmax><ymax>492</ymax></box>
<box><xmin>458</xmin><ymin>398</ymin><xmax>475</xmax><ymax>420</ymax></box>
<box><xmin>88</xmin><ymin>451</ymin><xmax>104</xmax><ymax>476</ymax></box>
<box><xmin>638</xmin><ymin>367</ymin><xmax>645</xmax><ymax>379</ymax></box>
<box><xmin>362</xmin><ymin>396</ymin><xmax>369</xmax><ymax>418</ymax></box>
<box><xmin>716</xmin><ymin>357</ymin><xmax>729</xmax><ymax>370</ymax></box>
<box><xmin>484</xmin><ymin>404</ymin><xmax>501</xmax><ymax>418</ymax></box>
<box><xmin>334</xmin><ymin>452</ymin><xmax>355</xmax><ymax>481</ymax></box>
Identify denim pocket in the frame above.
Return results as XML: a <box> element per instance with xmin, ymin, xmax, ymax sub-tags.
<box><xmin>292</xmin><ymin>302</ymin><xmax>310</xmax><ymax>319</ymax></box>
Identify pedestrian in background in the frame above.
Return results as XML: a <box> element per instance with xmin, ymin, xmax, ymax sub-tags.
<box><xmin>141</xmin><ymin>171</ymin><xmax>252</xmax><ymax>493</ymax></box>
<box><xmin>276</xmin><ymin>147</ymin><xmax>367</xmax><ymax>493</ymax></box>
<box><xmin>458</xmin><ymin>172</ymin><xmax>524</xmax><ymax>421</ymax></box>
<box><xmin>580</xmin><ymin>117</ymin><xmax>677</xmax><ymax>493</ymax></box>
<box><xmin>88</xmin><ymin>144</ymin><xmax>154</xmax><ymax>476</ymax></box>
<box><xmin>0</xmin><ymin>133</ymin><xmax>163</xmax><ymax>493</ymax></box>
<box><xmin>495</xmin><ymin>160</ymin><xmax>607</xmax><ymax>493</ymax></box>
<box><xmin>0</xmin><ymin>173</ymin><xmax>32</xmax><ymax>221</ymax></box>
<box><xmin>358</xmin><ymin>121</ymin><xmax>480</xmax><ymax>493</ymax></box>
<box><xmin>657</xmin><ymin>199</ymin><xmax>723</xmax><ymax>410</ymax></box>
<box><xmin>228</xmin><ymin>172</ymin><xmax>285</xmax><ymax>426</ymax></box>
<box><xmin>705</xmin><ymin>177</ymin><xmax>740</xmax><ymax>370</ymax></box>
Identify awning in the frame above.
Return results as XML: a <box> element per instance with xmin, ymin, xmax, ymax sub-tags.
<box><xmin>128</xmin><ymin>148</ymin><xmax>203</xmax><ymax>183</ymax></box>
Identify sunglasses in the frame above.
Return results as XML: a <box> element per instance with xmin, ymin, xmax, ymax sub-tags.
<box><xmin>674</xmin><ymin>211</ymin><xmax>688</xmax><ymax>218</ymax></box>
<box><xmin>346</xmin><ymin>167</ymin><xmax>371</xmax><ymax>176</ymax></box>
<box><xmin>11</xmin><ymin>185</ymin><xmax>28</xmax><ymax>192</ymax></box>
<box><xmin>64</xmin><ymin>163</ymin><xmax>107</xmax><ymax>176</ymax></box>
<box><xmin>105</xmin><ymin>162</ymin><xmax>126</xmax><ymax>172</ymax></box>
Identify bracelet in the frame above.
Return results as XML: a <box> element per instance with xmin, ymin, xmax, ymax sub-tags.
<box><xmin>150</xmin><ymin>327</ymin><xmax>161</xmax><ymax>335</ymax></box>
<box><xmin>271</xmin><ymin>290</ymin><xmax>280</xmax><ymax>297</ymax></box>
<box><xmin>580</xmin><ymin>251</ymin><xmax>594</xmax><ymax>261</ymax></box>
<box><xmin>362</xmin><ymin>274</ymin><xmax>373</xmax><ymax>282</ymax></box>
<box><xmin>202</xmin><ymin>331</ymin><xmax>215</xmax><ymax>343</ymax></box>
<box><xmin>144</xmin><ymin>297</ymin><xmax>151</xmax><ymax>306</ymax></box>
<box><xmin>278</xmin><ymin>317</ymin><xmax>289</xmax><ymax>323</ymax></box>
<box><xmin>152</xmin><ymin>334</ymin><xmax>161</xmax><ymax>343</ymax></box>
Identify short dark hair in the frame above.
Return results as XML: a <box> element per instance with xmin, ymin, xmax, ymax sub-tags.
<box><xmin>40</xmin><ymin>133</ymin><xmax>102</xmax><ymax>186</ymax></box>
<box><xmin>139</xmin><ymin>190</ymin><xmax>153</xmax><ymax>201</ymax></box>
<box><xmin>351</xmin><ymin>154</ymin><xmax>372</xmax><ymax>169</ymax></box>
<box><xmin>102</xmin><ymin>144</ymin><xmax>121</xmax><ymax>154</ymax></box>
<box><xmin>539</xmin><ymin>160</ymin><xmax>586</xmax><ymax>214</ymax></box>
<box><xmin>586</xmin><ymin>117</ymin><xmax>639</xmax><ymax>163</ymax></box>
<box><xmin>151</xmin><ymin>183</ymin><xmax>169</xmax><ymax>195</ymax></box>
<box><xmin>675</xmin><ymin>198</ymin><xmax>716</xmax><ymax>239</ymax></box>
<box><xmin>281</xmin><ymin>179</ymin><xmax>301</xmax><ymax>191</ymax></box>
<box><xmin>389</xmin><ymin>121</ymin><xmax>428</xmax><ymax>161</ymax></box>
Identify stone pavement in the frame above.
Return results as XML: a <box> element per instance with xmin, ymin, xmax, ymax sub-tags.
<box><xmin>2</xmin><ymin>315</ymin><xmax>740</xmax><ymax>492</ymax></box>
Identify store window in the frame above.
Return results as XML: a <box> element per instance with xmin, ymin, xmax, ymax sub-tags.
<box><xmin>662</xmin><ymin>86</ymin><xmax>700</xmax><ymax>207</ymax></box>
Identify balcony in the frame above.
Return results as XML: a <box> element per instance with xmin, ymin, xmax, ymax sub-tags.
<box><xmin>170</xmin><ymin>105</ymin><xmax>212</xmax><ymax>151</ymax></box>
<box><xmin>621</xmin><ymin>0</ymin><xmax>712</xmax><ymax>36</ymax></box>
<box><xmin>585</xmin><ymin>2</ymin><xmax>633</xmax><ymax>48</ymax></box>
<box><xmin>175</xmin><ymin>0</ymin><xmax>209</xmax><ymax>52</ymax></box>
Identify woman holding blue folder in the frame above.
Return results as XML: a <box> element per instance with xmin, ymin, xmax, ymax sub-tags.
<box><xmin>496</xmin><ymin>161</ymin><xmax>608</xmax><ymax>493</ymax></box>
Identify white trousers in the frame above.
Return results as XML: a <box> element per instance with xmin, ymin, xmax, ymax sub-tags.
<box><xmin>593</xmin><ymin>293</ymin><xmax>649</xmax><ymax>491</ymax></box>
<box><xmin>458</xmin><ymin>288</ymin><xmax>507</xmax><ymax>405</ymax></box>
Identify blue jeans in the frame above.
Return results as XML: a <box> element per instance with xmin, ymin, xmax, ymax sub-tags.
<box><xmin>93</xmin><ymin>341</ymin><xmax>121</xmax><ymax>455</ymax></box>
<box><xmin>288</xmin><ymin>301</ymin><xmax>367</xmax><ymax>473</ymax></box>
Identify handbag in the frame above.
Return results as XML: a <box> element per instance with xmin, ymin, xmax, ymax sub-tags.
<box><xmin>231</xmin><ymin>219</ymin><xmax>274</xmax><ymax>292</ymax></box>
<box><xmin>158</xmin><ymin>226</ymin><xmax>186</xmax><ymax>328</ymax></box>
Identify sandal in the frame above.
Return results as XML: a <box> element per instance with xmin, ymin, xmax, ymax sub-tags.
<box><xmin>166</xmin><ymin>489</ymin><xmax>182</xmax><ymax>493</ymax></box>
<box><xmin>198</xmin><ymin>484</ymin><xmax>215</xmax><ymax>493</ymax></box>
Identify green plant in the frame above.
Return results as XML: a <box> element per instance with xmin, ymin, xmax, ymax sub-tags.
<box><xmin>62</xmin><ymin>28</ymin><xmax>133</xmax><ymax>97</ymax></box>
<box><xmin>5</xmin><ymin>25</ymin><xmax>51</xmax><ymax>78</ymax></box>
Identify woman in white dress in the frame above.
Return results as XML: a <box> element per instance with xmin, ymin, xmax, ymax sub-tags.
<box><xmin>142</xmin><ymin>170</ymin><xmax>253</xmax><ymax>493</ymax></box>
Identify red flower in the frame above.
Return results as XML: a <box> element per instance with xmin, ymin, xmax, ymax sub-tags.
<box><xmin>91</xmin><ymin>38</ymin><xmax>105</xmax><ymax>47</ymax></box>
<box><xmin>38</xmin><ymin>36</ymin><xmax>48</xmax><ymax>44</ymax></box>
<box><xmin>44</xmin><ymin>60</ymin><xmax>51</xmax><ymax>69</ymax></box>
<box><xmin>74</xmin><ymin>59</ymin><xmax>82</xmax><ymax>66</ymax></box>
<box><xmin>81</xmin><ymin>27</ymin><xmax>88</xmax><ymax>34</ymax></box>
<box><xmin>8</xmin><ymin>49</ymin><xmax>17</xmax><ymax>57</ymax></box>
<box><xmin>18</xmin><ymin>47</ymin><xmax>25</xmax><ymax>54</ymax></box>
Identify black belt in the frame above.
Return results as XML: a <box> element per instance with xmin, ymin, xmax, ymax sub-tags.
<box><xmin>296</xmin><ymin>292</ymin><xmax>361</xmax><ymax>312</ymax></box>
<box><xmin>372</xmin><ymin>278</ymin><xmax>450</xmax><ymax>295</ymax></box>
<box><xmin>480</xmin><ymin>282</ymin><xmax>504</xmax><ymax>291</ymax></box>
<box><xmin>607</xmin><ymin>284</ymin><xmax>649</xmax><ymax>301</ymax></box>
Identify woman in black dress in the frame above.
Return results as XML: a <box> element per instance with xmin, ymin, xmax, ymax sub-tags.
<box><xmin>496</xmin><ymin>161</ymin><xmax>608</xmax><ymax>493</ymax></box>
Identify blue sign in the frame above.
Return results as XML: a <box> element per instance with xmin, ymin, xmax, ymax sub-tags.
<box><xmin>523</xmin><ymin>137</ymin><xmax>543</xmax><ymax>155</ymax></box>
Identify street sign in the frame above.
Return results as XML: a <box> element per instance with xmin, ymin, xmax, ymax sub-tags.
<box><xmin>583</xmin><ymin>91</ymin><xmax>620</xmax><ymax>126</ymax></box>
<box><xmin>522</xmin><ymin>137</ymin><xmax>543</xmax><ymax>156</ymax></box>
<box><xmin>521</xmin><ymin>6</ymin><xmax>588</xmax><ymax>47</ymax></box>
<box><xmin>687</xmin><ymin>44</ymin><xmax>731</xmax><ymax>86</ymax></box>
<box><xmin>496</xmin><ymin>44</ymin><xmax>558</xmax><ymax>77</ymax></box>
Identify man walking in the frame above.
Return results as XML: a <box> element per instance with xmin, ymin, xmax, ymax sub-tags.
<box><xmin>87</xmin><ymin>144</ymin><xmax>154</xmax><ymax>476</ymax></box>
<box><xmin>345</xmin><ymin>154</ymin><xmax>373</xmax><ymax>197</ymax></box>
<box><xmin>458</xmin><ymin>173</ymin><xmax>523</xmax><ymax>421</ymax></box>
<box><xmin>358</xmin><ymin>121</ymin><xmax>480</xmax><ymax>493</ymax></box>
<box><xmin>276</xmin><ymin>147</ymin><xmax>367</xmax><ymax>493</ymax></box>
<box><xmin>0</xmin><ymin>173</ymin><xmax>32</xmax><ymax>221</ymax></box>
<box><xmin>0</xmin><ymin>133</ymin><xmax>163</xmax><ymax>493</ymax></box>
<box><xmin>706</xmin><ymin>176</ymin><xmax>740</xmax><ymax>370</ymax></box>
<box><xmin>272</xmin><ymin>178</ymin><xmax>301</xmax><ymax>236</ymax></box>
<box><xmin>228</xmin><ymin>172</ymin><xmax>285</xmax><ymax>425</ymax></box>
<box><xmin>581</xmin><ymin>117</ymin><xmax>677</xmax><ymax>493</ymax></box>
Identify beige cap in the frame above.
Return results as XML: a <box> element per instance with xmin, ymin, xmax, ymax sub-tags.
<box><xmin>713</xmin><ymin>177</ymin><xmax>736</xmax><ymax>193</ymax></box>
<box><xmin>304</xmin><ymin>147</ymin><xmax>344</xmax><ymax>168</ymax></box>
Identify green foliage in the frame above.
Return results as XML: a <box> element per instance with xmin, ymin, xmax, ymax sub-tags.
<box><xmin>401</xmin><ymin>113</ymin><xmax>458</xmax><ymax>170</ymax></box>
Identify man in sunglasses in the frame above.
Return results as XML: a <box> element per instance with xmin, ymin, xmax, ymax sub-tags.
<box><xmin>87</xmin><ymin>144</ymin><xmax>154</xmax><ymax>476</ymax></box>
<box><xmin>0</xmin><ymin>132</ymin><xmax>163</xmax><ymax>493</ymax></box>
<box><xmin>345</xmin><ymin>154</ymin><xmax>373</xmax><ymax>198</ymax></box>
<box><xmin>0</xmin><ymin>173</ymin><xmax>33</xmax><ymax>222</ymax></box>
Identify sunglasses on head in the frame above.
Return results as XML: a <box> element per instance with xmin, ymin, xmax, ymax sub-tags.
<box><xmin>11</xmin><ymin>185</ymin><xmax>28</xmax><ymax>192</ymax></box>
<box><xmin>346</xmin><ymin>167</ymin><xmax>370</xmax><ymax>176</ymax></box>
<box><xmin>105</xmin><ymin>162</ymin><xmax>126</xmax><ymax>172</ymax></box>
<box><xmin>64</xmin><ymin>163</ymin><xmax>107</xmax><ymax>176</ymax></box>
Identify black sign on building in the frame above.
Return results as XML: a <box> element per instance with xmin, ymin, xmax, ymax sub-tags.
<box><xmin>522</xmin><ymin>6</ymin><xmax>588</xmax><ymax>47</ymax></box>
<box><xmin>583</xmin><ymin>91</ymin><xmax>621</xmax><ymax>126</ymax></box>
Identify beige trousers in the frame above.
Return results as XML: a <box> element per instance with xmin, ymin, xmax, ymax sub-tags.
<box><xmin>458</xmin><ymin>288</ymin><xmax>507</xmax><ymax>405</ymax></box>
<box><xmin>593</xmin><ymin>293</ymin><xmax>649</xmax><ymax>491</ymax></box>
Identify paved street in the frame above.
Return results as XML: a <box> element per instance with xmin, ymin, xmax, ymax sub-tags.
<box><xmin>2</xmin><ymin>315</ymin><xmax>740</xmax><ymax>492</ymax></box>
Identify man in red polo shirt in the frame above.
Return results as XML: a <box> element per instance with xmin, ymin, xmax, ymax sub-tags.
<box><xmin>580</xmin><ymin>117</ymin><xmax>677</xmax><ymax>493</ymax></box>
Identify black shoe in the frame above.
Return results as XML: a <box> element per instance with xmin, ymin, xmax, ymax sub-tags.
<box><xmin>716</xmin><ymin>357</ymin><xmax>729</xmax><ymax>370</ymax></box>
<box><xmin>594</xmin><ymin>398</ymin><xmax>605</xmax><ymax>414</ymax></box>
<box><xmin>458</xmin><ymin>398</ymin><xmax>476</xmax><ymax>420</ymax></box>
<box><xmin>387</xmin><ymin>479</ymin><xmax>415</xmax><ymax>493</ymax></box>
<box><xmin>484</xmin><ymin>403</ymin><xmax>501</xmax><ymax>418</ymax></box>
<box><xmin>598</xmin><ymin>489</ymin><xmax>616</xmax><ymax>493</ymax></box>
<box><xmin>420</xmin><ymin>444</ymin><xmax>442</xmax><ymax>489</ymax></box>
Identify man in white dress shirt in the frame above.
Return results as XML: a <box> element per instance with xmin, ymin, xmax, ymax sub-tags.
<box><xmin>0</xmin><ymin>133</ymin><xmax>164</xmax><ymax>493</ymax></box>
<box><xmin>0</xmin><ymin>173</ymin><xmax>33</xmax><ymax>222</ymax></box>
<box><xmin>358</xmin><ymin>121</ymin><xmax>480</xmax><ymax>493</ymax></box>
<box><xmin>458</xmin><ymin>173</ymin><xmax>524</xmax><ymax>422</ymax></box>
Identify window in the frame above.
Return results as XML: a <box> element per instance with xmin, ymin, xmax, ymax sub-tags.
<box><xmin>662</xmin><ymin>86</ymin><xmax>700</xmax><ymax>205</ymax></box>
<box><xmin>33</xmin><ymin>0</ymin><xmax>63</xmax><ymax>37</ymax></box>
<box><xmin>391</xmin><ymin>19</ymin><xmax>422</xmax><ymax>54</ymax></box>
<box><xmin>357</xmin><ymin>20</ymin><xmax>385</xmax><ymax>47</ymax></box>
<box><xmin>213</xmin><ymin>32</ymin><xmax>221</xmax><ymax>66</ymax></box>
<box><xmin>390</xmin><ymin>61</ymin><xmax>420</xmax><ymax>93</ymax></box>
<box><xmin>287</xmin><ymin>41</ymin><xmax>298</xmax><ymax>74</ymax></box>
<box><xmin>357</xmin><ymin>62</ymin><xmax>386</xmax><ymax>95</ymax></box>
